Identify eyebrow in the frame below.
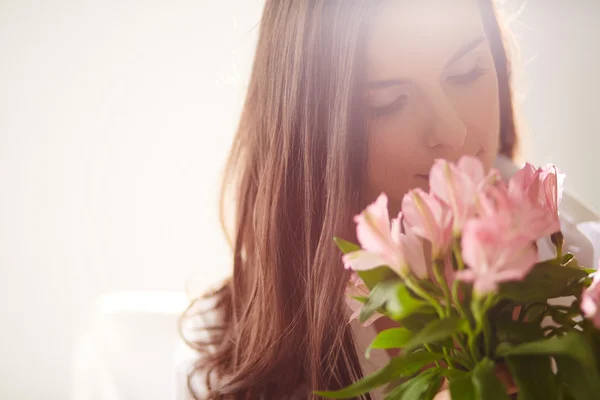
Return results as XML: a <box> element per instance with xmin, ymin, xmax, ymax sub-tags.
<box><xmin>367</xmin><ymin>36</ymin><xmax>487</xmax><ymax>90</ymax></box>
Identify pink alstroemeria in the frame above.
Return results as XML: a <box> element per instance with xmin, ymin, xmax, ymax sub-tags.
<box><xmin>398</xmin><ymin>228</ymin><xmax>429</xmax><ymax>279</ymax></box>
<box><xmin>508</xmin><ymin>163</ymin><xmax>565</xmax><ymax>233</ymax></box>
<box><xmin>401</xmin><ymin>189</ymin><xmax>453</xmax><ymax>259</ymax></box>
<box><xmin>582</xmin><ymin>264</ymin><xmax>600</xmax><ymax>329</ymax></box>
<box><xmin>479</xmin><ymin>185</ymin><xmax>560</xmax><ymax>243</ymax></box>
<box><xmin>346</xmin><ymin>273</ymin><xmax>383</xmax><ymax>326</ymax></box>
<box><xmin>342</xmin><ymin>194</ymin><xmax>401</xmax><ymax>272</ymax></box>
<box><xmin>343</xmin><ymin>194</ymin><xmax>427</xmax><ymax>278</ymax></box>
<box><xmin>508</xmin><ymin>163</ymin><xmax>542</xmax><ymax>203</ymax></box>
<box><xmin>457</xmin><ymin>214</ymin><xmax>538</xmax><ymax>295</ymax></box>
<box><xmin>429</xmin><ymin>156</ymin><xmax>499</xmax><ymax>235</ymax></box>
<box><xmin>539</xmin><ymin>164</ymin><xmax>565</xmax><ymax>227</ymax></box>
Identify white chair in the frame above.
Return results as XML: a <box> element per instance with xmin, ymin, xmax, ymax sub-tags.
<box><xmin>70</xmin><ymin>291</ymin><xmax>189</xmax><ymax>400</ymax></box>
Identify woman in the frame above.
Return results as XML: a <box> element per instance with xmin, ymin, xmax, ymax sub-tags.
<box><xmin>178</xmin><ymin>0</ymin><xmax>599</xmax><ymax>399</ymax></box>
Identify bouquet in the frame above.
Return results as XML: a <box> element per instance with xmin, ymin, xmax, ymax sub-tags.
<box><xmin>316</xmin><ymin>156</ymin><xmax>600</xmax><ymax>400</ymax></box>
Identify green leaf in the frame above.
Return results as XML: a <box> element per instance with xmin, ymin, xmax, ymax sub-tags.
<box><xmin>583</xmin><ymin>322</ymin><xmax>600</xmax><ymax>373</ymax></box>
<box><xmin>449</xmin><ymin>374</ymin><xmax>475</xmax><ymax>400</ymax></box>
<box><xmin>359</xmin><ymin>280</ymin><xmax>400</xmax><ymax>323</ymax></box>
<box><xmin>496</xmin><ymin>332</ymin><xmax>595</xmax><ymax>367</ymax></box>
<box><xmin>555</xmin><ymin>355</ymin><xmax>600</xmax><ymax>400</ymax></box>
<box><xmin>561</xmin><ymin>253</ymin><xmax>580</xmax><ymax>269</ymax></box>
<box><xmin>366</xmin><ymin>328</ymin><xmax>413</xmax><ymax>359</ymax></box>
<box><xmin>440</xmin><ymin>369</ymin><xmax>469</xmax><ymax>380</ymax></box>
<box><xmin>523</xmin><ymin>303</ymin><xmax>547</xmax><ymax>323</ymax></box>
<box><xmin>403</xmin><ymin>317</ymin><xmax>467</xmax><ymax>352</ymax></box>
<box><xmin>505</xmin><ymin>356</ymin><xmax>558</xmax><ymax>400</ymax></box>
<box><xmin>359</xmin><ymin>267</ymin><xmax>397</xmax><ymax>291</ymax></box>
<box><xmin>494</xmin><ymin>320</ymin><xmax>545</xmax><ymax>346</ymax></box>
<box><xmin>314</xmin><ymin>352</ymin><xmax>444</xmax><ymax>399</ymax></box>
<box><xmin>405</xmin><ymin>371</ymin><xmax>443</xmax><ymax>400</ymax></box>
<box><xmin>471</xmin><ymin>358</ymin><xmax>511</xmax><ymax>400</ymax></box>
<box><xmin>385</xmin><ymin>283</ymin><xmax>431</xmax><ymax>321</ymax></box>
<box><xmin>399</xmin><ymin>311</ymin><xmax>439</xmax><ymax>332</ymax></box>
<box><xmin>383</xmin><ymin>370</ymin><xmax>442</xmax><ymax>400</ymax></box>
<box><xmin>499</xmin><ymin>260</ymin><xmax>588</xmax><ymax>302</ymax></box>
<box><xmin>449</xmin><ymin>353</ymin><xmax>475</xmax><ymax>369</ymax></box>
<box><xmin>334</xmin><ymin>237</ymin><xmax>360</xmax><ymax>254</ymax></box>
<box><xmin>581</xmin><ymin>268</ymin><xmax>596</xmax><ymax>275</ymax></box>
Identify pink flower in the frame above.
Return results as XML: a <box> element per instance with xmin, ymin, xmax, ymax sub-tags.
<box><xmin>343</xmin><ymin>194</ymin><xmax>427</xmax><ymax>278</ymax></box>
<box><xmin>429</xmin><ymin>156</ymin><xmax>499</xmax><ymax>235</ymax></box>
<box><xmin>457</xmin><ymin>214</ymin><xmax>538</xmax><ymax>295</ymax></box>
<box><xmin>456</xmin><ymin>185</ymin><xmax>555</xmax><ymax>295</ymax></box>
<box><xmin>401</xmin><ymin>189</ymin><xmax>453</xmax><ymax>259</ymax></box>
<box><xmin>346</xmin><ymin>273</ymin><xmax>383</xmax><ymax>326</ymax></box>
<box><xmin>399</xmin><ymin>228</ymin><xmax>429</xmax><ymax>279</ymax></box>
<box><xmin>480</xmin><ymin>184</ymin><xmax>560</xmax><ymax>242</ymax></box>
<box><xmin>507</xmin><ymin>163</ymin><xmax>565</xmax><ymax>235</ymax></box>
<box><xmin>582</xmin><ymin>267</ymin><xmax>600</xmax><ymax>329</ymax></box>
<box><xmin>343</xmin><ymin>194</ymin><xmax>402</xmax><ymax>271</ymax></box>
<box><xmin>539</xmin><ymin>164</ymin><xmax>565</xmax><ymax>228</ymax></box>
<box><xmin>508</xmin><ymin>163</ymin><xmax>542</xmax><ymax>203</ymax></box>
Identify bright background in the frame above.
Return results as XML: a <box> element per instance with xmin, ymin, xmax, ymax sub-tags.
<box><xmin>1</xmin><ymin>1</ymin><xmax>599</xmax><ymax>398</ymax></box>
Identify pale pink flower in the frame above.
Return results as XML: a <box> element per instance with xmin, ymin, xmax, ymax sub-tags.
<box><xmin>345</xmin><ymin>273</ymin><xmax>383</xmax><ymax>326</ymax></box>
<box><xmin>538</xmin><ymin>164</ymin><xmax>565</xmax><ymax>228</ymax></box>
<box><xmin>457</xmin><ymin>214</ymin><xmax>538</xmax><ymax>295</ymax></box>
<box><xmin>429</xmin><ymin>156</ymin><xmax>499</xmax><ymax>235</ymax></box>
<box><xmin>343</xmin><ymin>194</ymin><xmax>427</xmax><ymax>278</ymax></box>
<box><xmin>401</xmin><ymin>189</ymin><xmax>453</xmax><ymax>259</ymax></box>
<box><xmin>507</xmin><ymin>163</ymin><xmax>565</xmax><ymax>234</ymax></box>
<box><xmin>456</xmin><ymin>185</ymin><xmax>555</xmax><ymax>294</ymax></box>
<box><xmin>582</xmin><ymin>268</ymin><xmax>600</xmax><ymax>329</ymax></box>
<box><xmin>507</xmin><ymin>163</ymin><xmax>542</xmax><ymax>203</ymax></box>
<box><xmin>399</xmin><ymin>228</ymin><xmax>428</xmax><ymax>279</ymax></box>
<box><xmin>343</xmin><ymin>194</ymin><xmax>402</xmax><ymax>272</ymax></box>
<box><xmin>479</xmin><ymin>185</ymin><xmax>560</xmax><ymax>242</ymax></box>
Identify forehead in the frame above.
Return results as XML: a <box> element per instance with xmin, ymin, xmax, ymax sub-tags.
<box><xmin>366</xmin><ymin>0</ymin><xmax>487</xmax><ymax>78</ymax></box>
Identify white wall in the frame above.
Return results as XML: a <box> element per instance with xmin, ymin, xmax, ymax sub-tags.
<box><xmin>0</xmin><ymin>1</ymin><xmax>261</xmax><ymax>398</ymax></box>
<box><xmin>0</xmin><ymin>1</ymin><xmax>598</xmax><ymax>399</ymax></box>
<box><xmin>518</xmin><ymin>1</ymin><xmax>600</xmax><ymax>209</ymax></box>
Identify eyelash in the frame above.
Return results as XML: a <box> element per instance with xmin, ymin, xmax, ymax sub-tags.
<box><xmin>372</xmin><ymin>95</ymin><xmax>408</xmax><ymax>118</ymax></box>
<box><xmin>371</xmin><ymin>66</ymin><xmax>487</xmax><ymax>118</ymax></box>
<box><xmin>445</xmin><ymin>65</ymin><xmax>487</xmax><ymax>86</ymax></box>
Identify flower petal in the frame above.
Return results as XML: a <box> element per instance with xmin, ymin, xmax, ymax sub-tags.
<box><xmin>342</xmin><ymin>250</ymin><xmax>388</xmax><ymax>271</ymax></box>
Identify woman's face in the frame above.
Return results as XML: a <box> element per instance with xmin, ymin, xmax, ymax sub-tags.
<box><xmin>365</xmin><ymin>0</ymin><xmax>501</xmax><ymax>213</ymax></box>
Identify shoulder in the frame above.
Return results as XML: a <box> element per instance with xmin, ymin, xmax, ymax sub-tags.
<box><xmin>557</xmin><ymin>191</ymin><xmax>600</xmax><ymax>269</ymax></box>
<box><xmin>174</xmin><ymin>294</ymin><xmax>226</xmax><ymax>399</ymax></box>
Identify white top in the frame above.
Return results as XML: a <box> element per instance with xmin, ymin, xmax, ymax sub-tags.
<box><xmin>174</xmin><ymin>156</ymin><xmax>600</xmax><ymax>400</ymax></box>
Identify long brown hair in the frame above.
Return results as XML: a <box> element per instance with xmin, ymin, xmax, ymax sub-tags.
<box><xmin>181</xmin><ymin>1</ymin><xmax>519</xmax><ymax>398</ymax></box>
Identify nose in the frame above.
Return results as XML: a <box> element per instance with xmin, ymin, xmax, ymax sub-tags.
<box><xmin>424</xmin><ymin>91</ymin><xmax>467</xmax><ymax>150</ymax></box>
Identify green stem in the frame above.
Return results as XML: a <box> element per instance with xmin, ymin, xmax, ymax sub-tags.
<box><xmin>481</xmin><ymin>296</ymin><xmax>495</xmax><ymax>357</ymax></box>
<box><xmin>424</xmin><ymin>344</ymin><xmax>441</xmax><ymax>368</ymax></box>
<box><xmin>433</xmin><ymin>260</ymin><xmax>452</xmax><ymax>315</ymax></box>
<box><xmin>451</xmin><ymin>241</ymin><xmax>469</xmax><ymax>324</ymax></box>
<box><xmin>443</xmin><ymin>347</ymin><xmax>456</xmax><ymax>369</ymax></box>
<box><xmin>406</xmin><ymin>278</ymin><xmax>454</xmax><ymax>368</ymax></box>
<box><xmin>556</xmin><ymin>242</ymin><xmax>563</xmax><ymax>262</ymax></box>
<box><xmin>453</xmin><ymin>240</ymin><xmax>465</xmax><ymax>271</ymax></box>
<box><xmin>468</xmin><ymin>334</ymin><xmax>481</xmax><ymax>361</ymax></box>
<box><xmin>451</xmin><ymin>279</ymin><xmax>468</xmax><ymax>322</ymax></box>
<box><xmin>405</xmin><ymin>279</ymin><xmax>445</xmax><ymax>318</ymax></box>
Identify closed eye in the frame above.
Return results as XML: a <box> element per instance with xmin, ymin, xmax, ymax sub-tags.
<box><xmin>370</xmin><ymin>94</ymin><xmax>409</xmax><ymax>118</ymax></box>
<box><xmin>446</xmin><ymin>66</ymin><xmax>487</xmax><ymax>86</ymax></box>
